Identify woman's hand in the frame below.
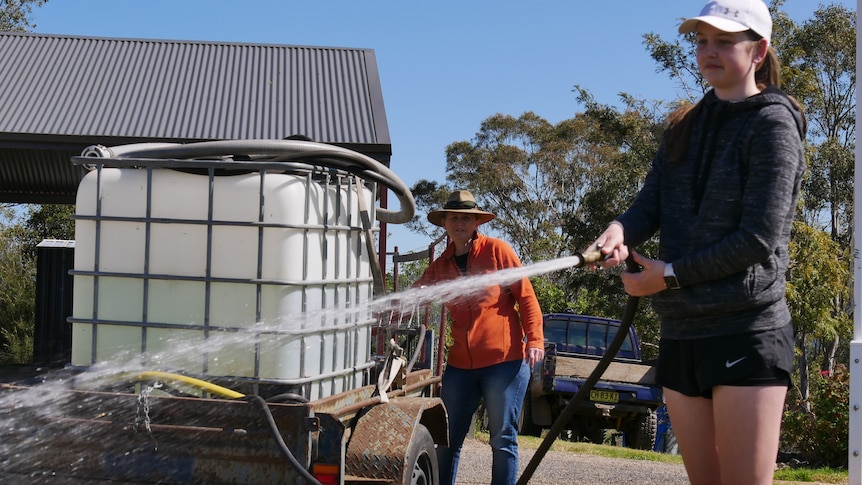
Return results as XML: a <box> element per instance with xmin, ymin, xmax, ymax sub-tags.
<box><xmin>525</xmin><ymin>347</ymin><xmax>545</xmax><ymax>368</ymax></box>
<box><xmin>589</xmin><ymin>222</ymin><xmax>629</xmax><ymax>269</ymax></box>
<box><xmin>620</xmin><ymin>251</ymin><xmax>669</xmax><ymax>297</ymax></box>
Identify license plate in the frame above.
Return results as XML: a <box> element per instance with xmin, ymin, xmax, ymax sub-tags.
<box><xmin>590</xmin><ymin>390</ymin><xmax>619</xmax><ymax>403</ymax></box>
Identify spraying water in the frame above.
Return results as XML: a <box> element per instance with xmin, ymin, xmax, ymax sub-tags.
<box><xmin>0</xmin><ymin>253</ymin><xmax>594</xmax><ymax>476</ymax></box>
<box><xmin>373</xmin><ymin>254</ymin><xmax>589</xmax><ymax>312</ymax></box>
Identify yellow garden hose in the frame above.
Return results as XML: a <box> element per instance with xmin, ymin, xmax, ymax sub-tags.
<box><xmin>119</xmin><ymin>370</ymin><xmax>245</xmax><ymax>399</ymax></box>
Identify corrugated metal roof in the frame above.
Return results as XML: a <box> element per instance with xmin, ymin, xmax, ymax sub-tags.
<box><xmin>0</xmin><ymin>32</ymin><xmax>392</xmax><ymax>203</ymax></box>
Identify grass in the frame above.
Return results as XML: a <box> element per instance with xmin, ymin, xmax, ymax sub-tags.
<box><xmin>473</xmin><ymin>431</ymin><xmax>849</xmax><ymax>484</ymax></box>
<box><xmin>772</xmin><ymin>467</ymin><xmax>849</xmax><ymax>484</ymax></box>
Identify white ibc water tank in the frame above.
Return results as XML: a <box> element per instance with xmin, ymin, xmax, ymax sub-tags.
<box><xmin>71</xmin><ymin>165</ymin><xmax>376</xmax><ymax>400</ymax></box>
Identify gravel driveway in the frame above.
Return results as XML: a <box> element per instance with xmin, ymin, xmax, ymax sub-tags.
<box><xmin>453</xmin><ymin>437</ymin><xmax>690</xmax><ymax>485</ymax></box>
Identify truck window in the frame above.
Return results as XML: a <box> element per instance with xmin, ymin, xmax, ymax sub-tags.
<box><xmin>544</xmin><ymin>319</ymin><xmax>567</xmax><ymax>346</ymax></box>
<box><xmin>587</xmin><ymin>323</ymin><xmax>608</xmax><ymax>350</ymax></box>
<box><xmin>567</xmin><ymin>320</ymin><xmax>587</xmax><ymax>348</ymax></box>
<box><xmin>607</xmin><ymin>325</ymin><xmax>635</xmax><ymax>353</ymax></box>
<box><xmin>543</xmin><ymin>315</ymin><xmax>639</xmax><ymax>357</ymax></box>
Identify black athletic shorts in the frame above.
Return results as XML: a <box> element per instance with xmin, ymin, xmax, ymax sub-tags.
<box><xmin>656</xmin><ymin>324</ymin><xmax>794</xmax><ymax>398</ymax></box>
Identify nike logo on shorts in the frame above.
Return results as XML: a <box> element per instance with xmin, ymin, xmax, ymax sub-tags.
<box><xmin>725</xmin><ymin>356</ymin><xmax>747</xmax><ymax>368</ymax></box>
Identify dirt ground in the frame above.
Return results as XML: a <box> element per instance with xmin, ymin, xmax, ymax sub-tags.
<box><xmin>452</xmin><ymin>437</ymin><xmax>848</xmax><ymax>485</ymax></box>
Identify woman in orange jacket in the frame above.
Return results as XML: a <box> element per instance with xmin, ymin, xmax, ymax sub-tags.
<box><xmin>414</xmin><ymin>190</ymin><xmax>543</xmax><ymax>485</ymax></box>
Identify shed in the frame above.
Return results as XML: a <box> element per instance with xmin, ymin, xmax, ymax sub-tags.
<box><xmin>0</xmin><ymin>31</ymin><xmax>392</xmax><ymax>204</ymax></box>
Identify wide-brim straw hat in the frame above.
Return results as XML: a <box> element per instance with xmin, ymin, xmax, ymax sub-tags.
<box><xmin>427</xmin><ymin>190</ymin><xmax>496</xmax><ymax>227</ymax></box>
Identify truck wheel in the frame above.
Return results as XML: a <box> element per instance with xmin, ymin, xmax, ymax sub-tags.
<box><xmin>585</xmin><ymin>427</ymin><xmax>606</xmax><ymax>445</ymax></box>
<box><xmin>403</xmin><ymin>424</ymin><xmax>438</xmax><ymax>485</ymax></box>
<box><xmin>473</xmin><ymin>400</ymin><xmax>490</xmax><ymax>433</ymax></box>
<box><xmin>623</xmin><ymin>410</ymin><xmax>657</xmax><ymax>451</ymax></box>
<box><xmin>517</xmin><ymin>395</ymin><xmax>542</xmax><ymax>437</ymax></box>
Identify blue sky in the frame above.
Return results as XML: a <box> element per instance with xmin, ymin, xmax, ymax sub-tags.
<box><xmin>30</xmin><ymin>0</ymin><xmax>854</xmax><ymax>255</ymax></box>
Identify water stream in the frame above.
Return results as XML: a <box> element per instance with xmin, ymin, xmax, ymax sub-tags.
<box><xmin>0</xmin><ymin>254</ymin><xmax>586</xmax><ymax>476</ymax></box>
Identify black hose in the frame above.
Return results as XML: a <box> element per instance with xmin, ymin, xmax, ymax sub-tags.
<box><xmin>246</xmin><ymin>394</ymin><xmax>322</xmax><ymax>485</ymax></box>
<box><xmin>516</xmin><ymin>256</ymin><xmax>641</xmax><ymax>485</ymax></box>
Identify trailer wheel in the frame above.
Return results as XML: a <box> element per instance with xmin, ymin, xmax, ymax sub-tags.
<box><xmin>403</xmin><ymin>424</ymin><xmax>438</xmax><ymax>485</ymax></box>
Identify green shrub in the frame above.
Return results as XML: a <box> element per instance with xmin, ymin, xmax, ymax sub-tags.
<box><xmin>782</xmin><ymin>364</ymin><xmax>849</xmax><ymax>468</ymax></box>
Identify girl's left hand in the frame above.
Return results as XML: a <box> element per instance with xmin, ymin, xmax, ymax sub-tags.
<box><xmin>620</xmin><ymin>251</ymin><xmax>669</xmax><ymax>297</ymax></box>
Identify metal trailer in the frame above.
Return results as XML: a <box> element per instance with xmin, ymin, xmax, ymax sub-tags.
<box><xmin>0</xmin><ymin>140</ymin><xmax>447</xmax><ymax>485</ymax></box>
<box><xmin>0</xmin><ymin>368</ymin><xmax>445</xmax><ymax>484</ymax></box>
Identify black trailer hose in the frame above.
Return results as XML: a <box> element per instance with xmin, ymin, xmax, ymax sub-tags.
<box><xmin>516</xmin><ymin>255</ymin><xmax>641</xmax><ymax>485</ymax></box>
<box><xmin>246</xmin><ymin>394</ymin><xmax>322</xmax><ymax>485</ymax></box>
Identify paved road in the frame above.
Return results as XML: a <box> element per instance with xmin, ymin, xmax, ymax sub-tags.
<box><xmin>453</xmin><ymin>437</ymin><xmax>690</xmax><ymax>485</ymax></box>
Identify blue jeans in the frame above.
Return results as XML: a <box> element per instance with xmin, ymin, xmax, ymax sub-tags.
<box><xmin>437</xmin><ymin>359</ymin><xmax>530</xmax><ymax>485</ymax></box>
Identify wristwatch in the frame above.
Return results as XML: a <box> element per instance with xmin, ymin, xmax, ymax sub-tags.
<box><xmin>664</xmin><ymin>262</ymin><xmax>681</xmax><ymax>290</ymax></box>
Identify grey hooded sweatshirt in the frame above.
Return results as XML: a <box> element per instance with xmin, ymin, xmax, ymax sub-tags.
<box><xmin>616</xmin><ymin>86</ymin><xmax>806</xmax><ymax>339</ymax></box>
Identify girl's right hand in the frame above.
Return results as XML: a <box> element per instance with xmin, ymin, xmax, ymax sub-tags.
<box><xmin>589</xmin><ymin>222</ymin><xmax>629</xmax><ymax>269</ymax></box>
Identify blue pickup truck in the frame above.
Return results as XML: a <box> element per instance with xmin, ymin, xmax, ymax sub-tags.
<box><xmin>520</xmin><ymin>312</ymin><xmax>664</xmax><ymax>450</ymax></box>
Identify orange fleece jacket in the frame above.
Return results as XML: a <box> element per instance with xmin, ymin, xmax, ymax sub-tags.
<box><xmin>414</xmin><ymin>233</ymin><xmax>543</xmax><ymax>370</ymax></box>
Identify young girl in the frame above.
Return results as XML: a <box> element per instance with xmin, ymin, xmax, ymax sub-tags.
<box><xmin>590</xmin><ymin>1</ymin><xmax>806</xmax><ymax>484</ymax></box>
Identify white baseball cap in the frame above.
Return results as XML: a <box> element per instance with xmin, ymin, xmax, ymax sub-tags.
<box><xmin>678</xmin><ymin>0</ymin><xmax>772</xmax><ymax>43</ymax></box>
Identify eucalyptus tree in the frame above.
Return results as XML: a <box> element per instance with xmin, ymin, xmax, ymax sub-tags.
<box><xmin>775</xmin><ymin>3</ymin><xmax>856</xmax><ymax>376</ymax></box>
<box><xmin>420</xmin><ymin>111</ymin><xmax>589</xmax><ymax>264</ymax></box>
<box><xmin>556</xmin><ymin>89</ymin><xmax>669</xmax><ymax>347</ymax></box>
<box><xmin>417</xmin><ymin>100</ymin><xmax>669</xmax><ymax>352</ymax></box>
<box><xmin>776</xmin><ymin>3</ymin><xmax>856</xmax><ymax>244</ymax></box>
<box><xmin>786</xmin><ymin>221</ymin><xmax>851</xmax><ymax>409</ymax></box>
<box><xmin>0</xmin><ymin>0</ymin><xmax>47</xmax><ymax>31</ymax></box>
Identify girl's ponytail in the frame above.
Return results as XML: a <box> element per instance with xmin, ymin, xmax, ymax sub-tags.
<box><xmin>755</xmin><ymin>46</ymin><xmax>781</xmax><ymax>90</ymax></box>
